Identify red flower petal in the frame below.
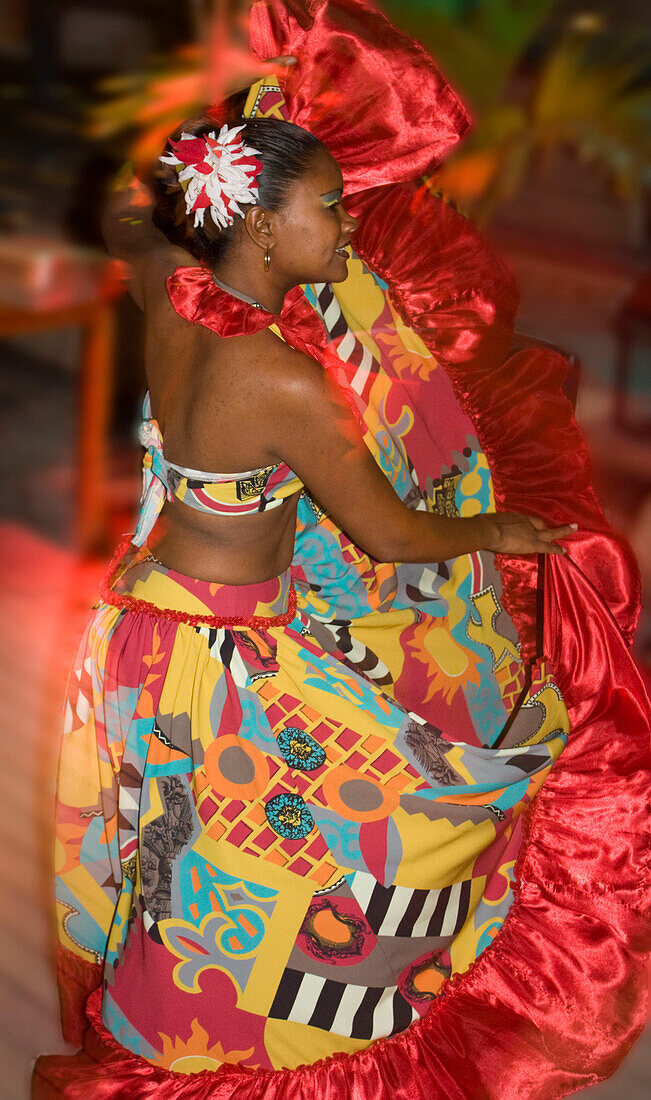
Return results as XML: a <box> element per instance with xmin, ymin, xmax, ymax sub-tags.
<box><xmin>190</xmin><ymin>188</ymin><xmax>211</xmax><ymax>210</ymax></box>
<box><xmin>168</xmin><ymin>137</ymin><xmax>210</xmax><ymax>166</ymax></box>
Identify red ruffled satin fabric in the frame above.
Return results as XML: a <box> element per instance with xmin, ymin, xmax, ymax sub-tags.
<box><xmin>249</xmin><ymin>0</ymin><xmax>471</xmax><ymax>194</ymax></box>
<box><xmin>36</xmin><ymin>293</ymin><xmax>651</xmax><ymax>1100</ymax></box>
<box><xmin>35</xmin><ymin>2</ymin><xmax>650</xmax><ymax>1096</ymax></box>
<box><xmin>167</xmin><ymin>270</ymin><xmax>313</xmax><ymax>340</ymax></box>
<box><xmin>246</xmin><ymin>0</ymin><xmax>640</xmax><ymax>648</ymax></box>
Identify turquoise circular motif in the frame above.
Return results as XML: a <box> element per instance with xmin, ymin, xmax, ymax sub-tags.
<box><xmin>265</xmin><ymin>793</ymin><xmax>314</xmax><ymax>839</ymax></box>
<box><xmin>277</xmin><ymin>727</ymin><xmax>326</xmax><ymax>771</ymax></box>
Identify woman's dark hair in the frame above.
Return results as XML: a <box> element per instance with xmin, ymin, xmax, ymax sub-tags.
<box><xmin>152</xmin><ymin>115</ymin><xmax>325</xmax><ymax>265</ymax></box>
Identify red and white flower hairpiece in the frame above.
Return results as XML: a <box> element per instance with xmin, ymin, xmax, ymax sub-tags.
<box><xmin>160</xmin><ymin>123</ymin><xmax>263</xmax><ymax>230</ymax></box>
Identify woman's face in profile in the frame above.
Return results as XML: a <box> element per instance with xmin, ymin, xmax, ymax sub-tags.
<box><xmin>270</xmin><ymin>146</ymin><xmax>358</xmax><ymax>286</ymax></box>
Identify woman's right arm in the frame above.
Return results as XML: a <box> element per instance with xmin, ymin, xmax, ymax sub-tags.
<box><xmin>101</xmin><ymin>171</ymin><xmax>162</xmax><ymax>259</ymax></box>
<box><xmin>263</xmin><ymin>338</ymin><xmax>575</xmax><ymax>563</ymax></box>
<box><xmin>100</xmin><ymin>173</ymin><xmax>193</xmax><ymax>308</ymax></box>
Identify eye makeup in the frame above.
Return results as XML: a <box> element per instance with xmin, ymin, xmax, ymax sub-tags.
<box><xmin>320</xmin><ymin>188</ymin><xmax>343</xmax><ymax>208</ymax></box>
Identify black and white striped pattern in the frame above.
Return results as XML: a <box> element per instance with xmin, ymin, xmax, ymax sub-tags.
<box><xmin>269</xmin><ymin>967</ymin><xmax>419</xmax><ymax>1040</ymax></box>
<box><xmin>311</xmin><ymin>281</ymin><xmax>376</xmax><ymax>397</ymax></box>
<box><xmin>350</xmin><ymin>870</ymin><xmax>471</xmax><ymax>939</ymax></box>
<box><xmin>328</xmin><ymin>620</ymin><xmax>394</xmax><ymax>687</ymax></box>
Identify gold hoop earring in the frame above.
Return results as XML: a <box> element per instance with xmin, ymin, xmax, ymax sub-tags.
<box><xmin>264</xmin><ymin>247</ymin><xmax>271</xmax><ymax>272</ymax></box>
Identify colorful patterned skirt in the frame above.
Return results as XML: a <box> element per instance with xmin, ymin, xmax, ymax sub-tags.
<box><xmin>42</xmin><ymin>539</ymin><xmax>575</xmax><ymax>1091</ymax></box>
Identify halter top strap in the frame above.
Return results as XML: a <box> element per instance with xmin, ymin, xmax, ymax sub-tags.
<box><xmin>132</xmin><ymin>393</ymin><xmax>304</xmax><ymax>546</ymax></box>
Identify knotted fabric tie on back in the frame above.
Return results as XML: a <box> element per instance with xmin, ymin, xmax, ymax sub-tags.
<box><xmin>133</xmin><ymin>392</ymin><xmax>171</xmax><ymax>546</ymax></box>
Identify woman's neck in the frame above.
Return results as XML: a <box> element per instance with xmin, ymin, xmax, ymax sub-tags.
<box><xmin>212</xmin><ymin>257</ymin><xmax>291</xmax><ymax>317</ymax></box>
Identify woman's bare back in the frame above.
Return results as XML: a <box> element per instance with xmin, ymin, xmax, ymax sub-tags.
<box><xmin>139</xmin><ymin>252</ymin><xmax>302</xmax><ymax>584</ymax></box>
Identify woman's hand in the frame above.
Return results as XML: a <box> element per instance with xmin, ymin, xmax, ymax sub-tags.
<box><xmin>485</xmin><ymin>513</ymin><xmax>578</xmax><ymax>556</ymax></box>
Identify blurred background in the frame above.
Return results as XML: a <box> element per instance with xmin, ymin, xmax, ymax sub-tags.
<box><xmin>0</xmin><ymin>1</ymin><xmax>649</xmax><ymax>1097</ymax></box>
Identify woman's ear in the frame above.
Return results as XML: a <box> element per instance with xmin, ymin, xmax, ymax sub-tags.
<box><xmin>244</xmin><ymin>206</ymin><xmax>275</xmax><ymax>251</ymax></box>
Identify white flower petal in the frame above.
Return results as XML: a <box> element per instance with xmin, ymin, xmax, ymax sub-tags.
<box><xmin>168</xmin><ymin>126</ymin><xmax>261</xmax><ymax>230</ymax></box>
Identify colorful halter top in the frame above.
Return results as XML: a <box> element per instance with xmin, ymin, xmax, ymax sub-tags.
<box><xmin>132</xmin><ymin>393</ymin><xmax>304</xmax><ymax>546</ymax></box>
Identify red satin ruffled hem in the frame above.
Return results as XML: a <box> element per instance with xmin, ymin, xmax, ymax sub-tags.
<box><xmin>245</xmin><ymin>0</ymin><xmax>640</xmax><ymax>651</ymax></box>
<box><xmin>346</xmin><ymin>180</ymin><xmax>642</xmax><ymax>655</ymax></box>
<box><xmin>32</xmin><ymin>559</ymin><xmax>651</xmax><ymax>1099</ymax></box>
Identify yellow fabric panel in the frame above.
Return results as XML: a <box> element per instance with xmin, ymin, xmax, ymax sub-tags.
<box><xmin>264</xmin><ymin>1016</ymin><xmax>371</xmax><ymax>1071</ymax></box>
<box><xmin>57</xmin><ymin>867</ymin><xmax>117</xmax><ymax>951</ymax></box>
<box><xmin>192</xmin><ymin>831</ymin><xmax>315</xmax><ymax>1016</ymax></box>
<box><xmin>393</xmin><ymin>805</ymin><xmax>496</xmax><ymax>890</ymax></box>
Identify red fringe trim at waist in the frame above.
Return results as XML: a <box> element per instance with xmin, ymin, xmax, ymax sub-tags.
<box><xmin>99</xmin><ymin>539</ymin><xmax>299</xmax><ymax>630</ymax></box>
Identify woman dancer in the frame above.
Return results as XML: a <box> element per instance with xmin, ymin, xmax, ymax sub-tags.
<box><xmin>36</xmin><ymin>114</ymin><xmax>578</xmax><ymax>1093</ymax></box>
<box><xmin>36</xmin><ymin>3</ymin><xmax>649</xmax><ymax>1097</ymax></box>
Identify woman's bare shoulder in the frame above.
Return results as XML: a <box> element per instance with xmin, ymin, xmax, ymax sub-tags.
<box><xmin>140</xmin><ymin>252</ymin><xmax>199</xmax><ymax>294</ymax></box>
<box><xmin>146</xmin><ymin>290</ymin><xmax>325</xmax><ymax>422</ymax></box>
<box><xmin>212</xmin><ymin>328</ymin><xmax>336</xmax><ymax>433</ymax></box>
<box><xmin>225</xmin><ymin>326</ymin><xmax>324</xmax><ymax>389</ymax></box>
